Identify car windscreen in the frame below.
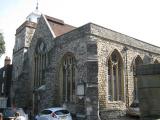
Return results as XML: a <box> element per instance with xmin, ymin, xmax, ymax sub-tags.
<box><xmin>3</xmin><ymin>108</ymin><xmax>26</xmax><ymax>117</ymax></box>
<box><xmin>55</xmin><ymin>110</ymin><xmax>69</xmax><ymax>115</ymax></box>
<box><xmin>3</xmin><ymin>109</ymin><xmax>14</xmax><ymax>117</ymax></box>
<box><xmin>40</xmin><ymin>110</ymin><xmax>52</xmax><ymax>115</ymax></box>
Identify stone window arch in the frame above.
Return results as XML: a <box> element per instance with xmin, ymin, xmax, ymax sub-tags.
<box><xmin>143</xmin><ymin>55</ymin><xmax>152</xmax><ymax>64</ymax></box>
<box><xmin>34</xmin><ymin>40</ymin><xmax>48</xmax><ymax>88</ymax></box>
<box><xmin>59</xmin><ymin>53</ymin><xmax>76</xmax><ymax>102</ymax></box>
<box><xmin>33</xmin><ymin>39</ymin><xmax>49</xmax><ymax>114</ymax></box>
<box><xmin>132</xmin><ymin>55</ymin><xmax>143</xmax><ymax>101</ymax></box>
<box><xmin>108</xmin><ymin>49</ymin><xmax>124</xmax><ymax>101</ymax></box>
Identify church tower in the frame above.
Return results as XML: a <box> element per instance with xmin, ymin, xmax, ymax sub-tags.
<box><xmin>11</xmin><ymin>3</ymin><xmax>41</xmax><ymax>107</ymax></box>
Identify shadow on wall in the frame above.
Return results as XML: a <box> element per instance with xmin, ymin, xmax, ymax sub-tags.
<box><xmin>136</xmin><ymin>64</ymin><xmax>160</xmax><ymax>119</ymax></box>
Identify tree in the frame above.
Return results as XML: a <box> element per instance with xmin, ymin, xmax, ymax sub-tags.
<box><xmin>0</xmin><ymin>32</ymin><xmax>5</xmax><ymax>57</ymax></box>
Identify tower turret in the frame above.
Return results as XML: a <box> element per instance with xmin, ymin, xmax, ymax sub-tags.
<box><xmin>26</xmin><ymin>0</ymin><xmax>41</xmax><ymax>23</ymax></box>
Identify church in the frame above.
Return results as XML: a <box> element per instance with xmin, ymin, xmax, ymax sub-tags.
<box><xmin>11</xmin><ymin>7</ymin><xmax>160</xmax><ymax>120</ymax></box>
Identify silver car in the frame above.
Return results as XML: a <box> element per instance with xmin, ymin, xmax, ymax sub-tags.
<box><xmin>37</xmin><ymin>107</ymin><xmax>72</xmax><ymax>120</ymax></box>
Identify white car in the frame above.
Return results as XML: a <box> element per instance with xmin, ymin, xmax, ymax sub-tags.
<box><xmin>37</xmin><ymin>107</ymin><xmax>72</xmax><ymax>120</ymax></box>
<box><xmin>2</xmin><ymin>107</ymin><xmax>28</xmax><ymax>120</ymax></box>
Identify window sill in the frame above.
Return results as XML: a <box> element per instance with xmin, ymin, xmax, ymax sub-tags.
<box><xmin>108</xmin><ymin>100</ymin><xmax>125</xmax><ymax>104</ymax></box>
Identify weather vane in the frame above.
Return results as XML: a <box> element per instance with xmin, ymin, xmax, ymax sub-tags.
<box><xmin>36</xmin><ymin>0</ymin><xmax>39</xmax><ymax>10</ymax></box>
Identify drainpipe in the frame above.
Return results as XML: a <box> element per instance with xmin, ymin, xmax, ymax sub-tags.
<box><xmin>122</xmin><ymin>46</ymin><xmax>129</xmax><ymax>108</ymax></box>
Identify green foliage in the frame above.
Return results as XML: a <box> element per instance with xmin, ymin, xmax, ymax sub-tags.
<box><xmin>0</xmin><ymin>32</ymin><xmax>5</xmax><ymax>57</ymax></box>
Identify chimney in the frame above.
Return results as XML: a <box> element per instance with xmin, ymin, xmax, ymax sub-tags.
<box><xmin>4</xmin><ymin>56</ymin><xmax>11</xmax><ymax>66</ymax></box>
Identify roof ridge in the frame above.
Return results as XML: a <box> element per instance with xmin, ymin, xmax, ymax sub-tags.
<box><xmin>45</xmin><ymin>15</ymin><xmax>64</xmax><ymax>25</ymax></box>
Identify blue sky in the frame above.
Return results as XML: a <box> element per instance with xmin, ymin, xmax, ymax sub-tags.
<box><xmin>1</xmin><ymin>0</ymin><xmax>160</xmax><ymax>67</ymax></box>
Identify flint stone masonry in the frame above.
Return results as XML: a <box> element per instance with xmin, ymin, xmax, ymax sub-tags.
<box><xmin>12</xmin><ymin>15</ymin><xmax>160</xmax><ymax>120</ymax></box>
<box><xmin>90</xmin><ymin>23</ymin><xmax>160</xmax><ymax>54</ymax></box>
<box><xmin>11</xmin><ymin>20</ymin><xmax>37</xmax><ymax>108</ymax></box>
<box><xmin>44</xmin><ymin>23</ymin><xmax>160</xmax><ymax>119</ymax></box>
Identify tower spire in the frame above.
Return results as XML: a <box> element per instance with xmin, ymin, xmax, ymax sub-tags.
<box><xmin>36</xmin><ymin>0</ymin><xmax>39</xmax><ymax>10</ymax></box>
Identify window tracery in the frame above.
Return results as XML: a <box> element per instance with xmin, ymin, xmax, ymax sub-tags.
<box><xmin>34</xmin><ymin>40</ymin><xmax>48</xmax><ymax>88</ymax></box>
<box><xmin>60</xmin><ymin>54</ymin><xmax>76</xmax><ymax>102</ymax></box>
<box><xmin>108</xmin><ymin>50</ymin><xmax>124</xmax><ymax>101</ymax></box>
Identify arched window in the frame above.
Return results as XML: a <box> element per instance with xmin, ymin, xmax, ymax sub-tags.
<box><xmin>33</xmin><ymin>40</ymin><xmax>49</xmax><ymax>114</ymax></box>
<box><xmin>60</xmin><ymin>54</ymin><xmax>76</xmax><ymax>102</ymax></box>
<box><xmin>108</xmin><ymin>50</ymin><xmax>124</xmax><ymax>101</ymax></box>
<box><xmin>133</xmin><ymin>55</ymin><xmax>143</xmax><ymax>101</ymax></box>
<box><xmin>34</xmin><ymin>40</ymin><xmax>48</xmax><ymax>88</ymax></box>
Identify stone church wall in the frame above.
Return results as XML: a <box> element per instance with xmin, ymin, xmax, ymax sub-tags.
<box><xmin>37</xmin><ymin>24</ymin><xmax>100</xmax><ymax>119</ymax></box>
<box><xmin>29</xmin><ymin>22</ymin><xmax>160</xmax><ymax>119</ymax></box>
<box><xmin>45</xmin><ymin>24</ymin><xmax>95</xmax><ymax>116</ymax></box>
<box><xmin>43</xmin><ymin>23</ymin><xmax>160</xmax><ymax>119</ymax></box>
<box><xmin>89</xmin><ymin>23</ymin><xmax>160</xmax><ymax>119</ymax></box>
<box><xmin>12</xmin><ymin>15</ymin><xmax>160</xmax><ymax>120</ymax></box>
<box><xmin>28</xmin><ymin>15</ymin><xmax>55</xmax><ymax>110</ymax></box>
